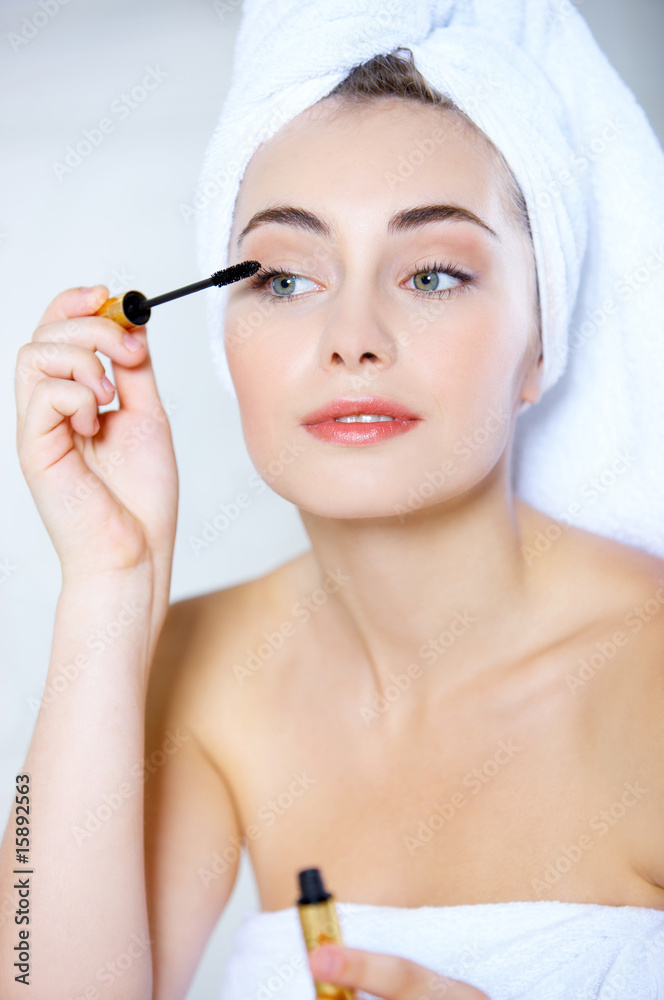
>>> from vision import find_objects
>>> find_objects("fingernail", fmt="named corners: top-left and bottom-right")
top-left (93, 417), bottom-right (100, 433)
top-left (311, 947), bottom-right (343, 977)
top-left (80, 285), bottom-right (97, 293)
top-left (123, 333), bottom-right (143, 352)
top-left (100, 375), bottom-right (114, 395)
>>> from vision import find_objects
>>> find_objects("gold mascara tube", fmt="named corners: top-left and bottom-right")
top-left (297, 868), bottom-right (356, 1000)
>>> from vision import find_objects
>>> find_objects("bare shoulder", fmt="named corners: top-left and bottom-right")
top-left (552, 521), bottom-right (664, 893)
top-left (152, 551), bottom-right (315, 750)
top-left (519, 499), bottom-right (664, 618)
top-left (559, 518), bottom-right (664, 621)
top-left (542, 513), bottom-right (664, 692)
top-left (176, 549), bottom-right (315, 666)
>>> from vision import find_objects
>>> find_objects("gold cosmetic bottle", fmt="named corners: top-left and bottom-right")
top-left (297, 868), bottom-right (357, 1000)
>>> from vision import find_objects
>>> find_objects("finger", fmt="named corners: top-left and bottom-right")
top-left (103, 323), bottom-right (164, 415)
top-left (308, 945), bottom-right (491, 1000)
top-left (35, 284), bottom-right (109, 327)
top-left (19, 375), bottom-right (100, 473)
top-left (31, 313), bottom-right (157, 415)
top-left (15, 341), bottom-right (114, 443)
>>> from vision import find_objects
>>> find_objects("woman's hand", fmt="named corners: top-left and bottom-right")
top-left (308, 943), bottom-right (492, 999)
top-left (15, 284), bottom-right (179, 594)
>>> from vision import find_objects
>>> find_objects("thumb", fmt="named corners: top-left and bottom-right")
top-left (109, 325), bottom-right (163, 414)
top-left (308, 945), bottom-right (492, 1000)
top-left (36, 284), bottom-right (109, 326)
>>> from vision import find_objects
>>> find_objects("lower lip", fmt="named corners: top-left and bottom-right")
top-left (302, 418), bottom-right (420, 445)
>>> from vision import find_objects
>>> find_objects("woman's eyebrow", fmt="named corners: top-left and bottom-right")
top-left (235, 203), bottom-right (500, 251)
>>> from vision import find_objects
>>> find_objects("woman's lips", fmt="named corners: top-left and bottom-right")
top-left (300, 396), bottom-right (421, 447)
top-left (301, 396), bottom-right (421, 423)
top-left (303, 418), bottom-right (419, 445)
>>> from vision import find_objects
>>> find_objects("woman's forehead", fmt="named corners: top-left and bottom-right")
top-left (241, 98), bottom-right (481, 176)
top-left (230, 102), bottom-right (505, 245)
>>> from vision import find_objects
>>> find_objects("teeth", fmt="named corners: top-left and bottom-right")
top-left (334, 413), bottom-right (396, 423)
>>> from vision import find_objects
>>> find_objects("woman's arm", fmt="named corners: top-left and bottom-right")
top-left (143, 595), bottom-right (244, 1000)
top-left (0, 582), bottom-right (244, 1000)
top-left (3, 283), bottom-right (182, 998)
top-left (0, 570), bottom-right (158, 999)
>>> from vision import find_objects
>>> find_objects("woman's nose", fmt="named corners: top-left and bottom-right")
top-left (316, 286), bottom-right (400, 382)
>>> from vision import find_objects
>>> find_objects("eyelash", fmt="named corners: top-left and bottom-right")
top-left (246, 259), bottom-right (475, 304)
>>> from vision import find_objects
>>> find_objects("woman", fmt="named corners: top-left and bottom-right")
top-left (4, 5), bottom-right (664, 1000)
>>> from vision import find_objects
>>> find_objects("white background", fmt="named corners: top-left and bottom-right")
top-left (1, 1), bottom-right (662, 997)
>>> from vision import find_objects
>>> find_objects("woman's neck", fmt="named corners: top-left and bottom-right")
top-left (298, 486), bottom-right (549, 706)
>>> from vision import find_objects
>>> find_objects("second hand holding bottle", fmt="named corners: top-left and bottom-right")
top-left (297, 868), bottom-right (357, 1000)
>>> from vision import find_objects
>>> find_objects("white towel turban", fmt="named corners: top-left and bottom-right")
top-left (194, 0), bottom-right (664, 560)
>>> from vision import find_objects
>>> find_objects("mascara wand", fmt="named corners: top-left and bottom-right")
top-left (94, 260), bottom-right (261, 330)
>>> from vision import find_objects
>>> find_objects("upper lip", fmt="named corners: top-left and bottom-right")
top-left (301, 396), bottom-right (421, 424)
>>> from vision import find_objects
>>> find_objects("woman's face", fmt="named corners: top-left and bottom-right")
top-left (224, 99), bottom-right (543, 519)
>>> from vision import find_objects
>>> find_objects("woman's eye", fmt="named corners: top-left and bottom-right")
top-left (267, 274), bottom-right (317, 297)
top-left (249, 262), bottom-right (471, 303)
top-left (407, 269), bottom-right (463, 293)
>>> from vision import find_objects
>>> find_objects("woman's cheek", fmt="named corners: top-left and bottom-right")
top-left (224, 341), bottom-right (298, 484)
top-left (419, 317), bottom-right (515, 463)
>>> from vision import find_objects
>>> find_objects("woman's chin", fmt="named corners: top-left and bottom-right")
top-left (261, 480), bottom-right (440, 522)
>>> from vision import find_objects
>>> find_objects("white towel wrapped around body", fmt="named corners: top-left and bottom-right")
top-left (216, 899), bottom-right (664, 1000)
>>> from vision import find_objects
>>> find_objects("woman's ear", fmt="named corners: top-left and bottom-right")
top-left (519, 345), bottom-right (544, 409)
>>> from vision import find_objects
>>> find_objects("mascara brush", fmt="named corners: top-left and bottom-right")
top-left (94, 260), bottom-right (261, 330)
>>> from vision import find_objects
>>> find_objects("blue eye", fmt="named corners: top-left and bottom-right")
top-left (409, 268), bottom-right (462, 293)
top-left (405, 260), bottom-right (474, 298)
top-left (257, 271), bottom-right (318, 298)
top-left (247, 260), bottom-right (474, 304)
